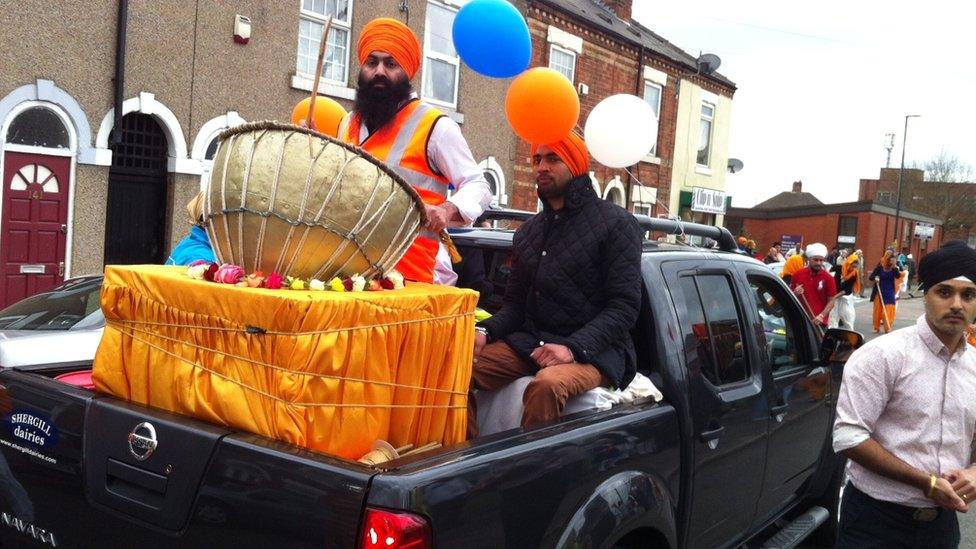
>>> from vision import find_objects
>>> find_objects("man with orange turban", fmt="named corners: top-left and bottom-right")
top-left (335, 17), bottom-right (491, 285)
top-left (467, 131), bottom-right (643, 438)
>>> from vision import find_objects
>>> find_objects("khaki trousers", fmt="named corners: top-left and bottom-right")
top-left (467, 341), bottom-right (604, 439)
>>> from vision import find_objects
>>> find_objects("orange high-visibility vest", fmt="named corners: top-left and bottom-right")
top-left (343, 100), bottom-right (450, 283)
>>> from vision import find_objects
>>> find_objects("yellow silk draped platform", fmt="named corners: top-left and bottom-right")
top-left (92, 265), bottom-right (476, 460)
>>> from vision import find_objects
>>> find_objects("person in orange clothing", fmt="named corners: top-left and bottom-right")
top-left (780, 252), bottom-right (805, 286)
top-left (333, 18), bottom-right (491, 284)
top-left (869, 251), bottom-right (905, 333)
top-left (967, 323), bottom-right (976, 347)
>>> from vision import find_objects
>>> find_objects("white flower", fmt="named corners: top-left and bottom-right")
top-left (386, 270), bottom-right (405, 289)
top-left (309, 279), bottom-right (326, 291)
top-left (351, 275), bottom-right (367, 292)
top-left (186, 264), bottom-right (208, 280)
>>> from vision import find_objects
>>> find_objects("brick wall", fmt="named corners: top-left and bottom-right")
top-left (511, 4), bottom-right (678, 215)
top-left (738, 210), bottom-right (942, 266)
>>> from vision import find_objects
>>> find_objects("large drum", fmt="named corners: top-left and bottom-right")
top-left (204, 121), bottom-right (426, 280)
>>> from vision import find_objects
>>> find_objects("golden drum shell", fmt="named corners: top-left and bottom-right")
top-left (204, 122), bottom-right (426, 280)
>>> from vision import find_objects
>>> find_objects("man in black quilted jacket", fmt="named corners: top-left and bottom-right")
top-left (467, 131), bottom-right (643, 438)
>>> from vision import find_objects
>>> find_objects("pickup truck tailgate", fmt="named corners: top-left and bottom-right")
top-left (0, 370), bottom-right (374, 548)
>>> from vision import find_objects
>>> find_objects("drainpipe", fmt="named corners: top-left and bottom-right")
top-left (111, 0), bottom-right (129, 146)
top-left (626, 44), bottom-right (644, 212)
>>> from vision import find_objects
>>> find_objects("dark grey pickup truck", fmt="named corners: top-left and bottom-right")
top-left (0, 217), bottom-right (860, 548)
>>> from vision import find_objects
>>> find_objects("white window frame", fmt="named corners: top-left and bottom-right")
top-left (296, 0), bottom-right (354, 88)
top-left (697, 100), bottom-right (715, 168)
top-left (642, 81), bottom-right (662, 157)
top-left (633, 203), bottom-right (652, 216)
top-left (548, 44), bottom-right (577, 83)
top-left (421, 1), bottom-right (462, 109)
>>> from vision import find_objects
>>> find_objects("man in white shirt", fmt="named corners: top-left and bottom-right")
top-left (833, 240), bottom-right (976, 548)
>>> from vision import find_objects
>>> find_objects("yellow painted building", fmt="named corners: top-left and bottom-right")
top-left (669, 80), bottom-right (734, 227)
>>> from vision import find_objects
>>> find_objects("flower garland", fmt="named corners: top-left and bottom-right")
top-left (185, 260), bottom-right (405, 292)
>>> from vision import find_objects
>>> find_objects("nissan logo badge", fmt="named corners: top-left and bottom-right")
top-left (128, 422), bottom-right (157, 461)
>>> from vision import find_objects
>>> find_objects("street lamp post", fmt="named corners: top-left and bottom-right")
top-left (893, 114), bottom-right (921, 250)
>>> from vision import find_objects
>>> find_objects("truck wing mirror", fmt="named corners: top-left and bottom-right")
top-left (820, 328), bottom-right (864, 363)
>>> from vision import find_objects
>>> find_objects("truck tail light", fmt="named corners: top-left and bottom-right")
top-left (360, 507), bottom-right (431, 549)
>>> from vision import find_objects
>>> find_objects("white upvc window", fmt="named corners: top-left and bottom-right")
top-left (422, 2), bottom-right (461, 108)
top-left (297, 0), bottom-right (353, 85)
top-left (642, 81), bottom-right (662, 156)
top-left (549, 44), bottom-right (576, 83)
top-left (697, 101), bottom-right (715, 167)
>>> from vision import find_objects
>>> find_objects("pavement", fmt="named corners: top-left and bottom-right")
top-left (847, 294), bottom-right (975, 546)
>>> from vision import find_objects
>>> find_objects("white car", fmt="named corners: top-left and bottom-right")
top-left (0, 276), bottom-right (104, 369)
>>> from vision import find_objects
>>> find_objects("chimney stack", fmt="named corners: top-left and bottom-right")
top-left (792, 181), bottom-right (803, 193)
top-left (603, 0), bottom-right (632, 21)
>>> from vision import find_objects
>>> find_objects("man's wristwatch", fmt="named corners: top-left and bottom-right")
top-left (475, 326), bottom-right (489, 339)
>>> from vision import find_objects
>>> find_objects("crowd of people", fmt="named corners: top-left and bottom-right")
top-left (733, 236), bottom-right (934, 333)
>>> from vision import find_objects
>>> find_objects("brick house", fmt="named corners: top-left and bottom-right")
top-left (511, 0), bottom-right (737, 222)
top-left (859, 168), bottom-right (976, 247)
top-left (0, 0), bottom-right (733, 307)
top-left (725, 181), bottom-right (943, 265)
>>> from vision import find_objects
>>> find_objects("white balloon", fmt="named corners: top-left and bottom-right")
top-left (584, 94), bottom-right (659, 168)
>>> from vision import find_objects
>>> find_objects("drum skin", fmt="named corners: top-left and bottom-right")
top-left (205, 122), bottom-right (426, 280)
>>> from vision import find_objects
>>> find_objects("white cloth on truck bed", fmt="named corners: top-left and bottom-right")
top-left (475, 372), bottom-right (663, 437)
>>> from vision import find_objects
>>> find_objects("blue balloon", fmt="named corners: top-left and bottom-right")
top-left (452, 0), bottom-right (531, 78)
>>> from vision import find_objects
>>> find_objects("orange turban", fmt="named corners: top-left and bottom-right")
top-left (780, 254), bottom-right (805, 279)
top-left (530, 131), bottom-right (590, 177)
top-left (357, 18), bottom-right (421, 79)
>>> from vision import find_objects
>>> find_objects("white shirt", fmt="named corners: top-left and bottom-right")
top-left (833, 315), bottom-right (976, 507)
top-left (341, 103), bottom-right (493, 284)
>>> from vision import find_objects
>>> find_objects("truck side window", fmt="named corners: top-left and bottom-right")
top-left (676, 274), bottom-right (749, 386)
top-left (747, 276), bottom-right (805, 373)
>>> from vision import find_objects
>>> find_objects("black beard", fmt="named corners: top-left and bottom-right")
top-left (354, 73), bottom-right (413, 132)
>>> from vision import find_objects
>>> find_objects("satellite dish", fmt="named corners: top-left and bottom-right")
top-left (697, 53), bottom-right (722, 75)
top-left (727, 158), bottom-right (744, 174)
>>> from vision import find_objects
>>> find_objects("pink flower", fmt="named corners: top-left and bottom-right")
top-left (188, 259), bottom-right (210, 267)
top-left (214, 264), bottom-right (245, 284)
top-left (265, 272), bottom-right (284, 289)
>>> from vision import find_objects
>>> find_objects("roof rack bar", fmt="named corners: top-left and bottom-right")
top-left (479, 208), bottom-right (535, 222)
top-left (634, 214), bottom-right (739, 252)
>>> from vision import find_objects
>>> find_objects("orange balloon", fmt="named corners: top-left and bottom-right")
top-left (504, 67), bottom-right (579, 144)
top-left (291, 96), bottom-right (347, 138)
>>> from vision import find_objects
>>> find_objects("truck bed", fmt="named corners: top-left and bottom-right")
top-left (0, 367), bottom-right (680, 548)
top-left (0, 369), bottom-right (374, 548)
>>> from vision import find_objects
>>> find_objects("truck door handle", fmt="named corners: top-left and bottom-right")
top-left (771, 403), bottom-right (789, 422)
top-left (700, 426), bottom-right (724, 449)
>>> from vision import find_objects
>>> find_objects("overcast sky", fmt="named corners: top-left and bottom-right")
top-left (631, 1), bottom-right (976, 207)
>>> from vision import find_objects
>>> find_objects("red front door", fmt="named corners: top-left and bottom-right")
top-left (1, 151), bottom-right (71, 308)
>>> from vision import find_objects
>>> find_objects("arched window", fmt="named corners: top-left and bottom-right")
top-left (199, 136), bottom-right (221, 191)
top-left (483, 170), bottom-right (497, 196)
top-left (478, 156), bottom-right (507, 206)
top-left (605, 186), bottom-right (625, 206)
top-left (5, 107), bottom-right (70, 149)
top-left (204, 137), bottom-right (220, 160)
